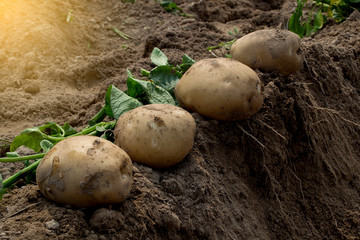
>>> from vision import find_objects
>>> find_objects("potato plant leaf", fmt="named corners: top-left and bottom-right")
top-left (314, 9), bottom-right (324, 29)
top-left (180, 54), bottom-right (196, 72)
top-left (62, 122), bottom-right (77, 136)
top-left (149, 65), bottom-right (182, 93)
top-left (159, 0), bottom-right (182, 12)
top-left (6, 152), bottom-right (19, 157)
top-left (104, 85), bottom-right (143, 120)
top-left (40, 140), bottom-right (54, 152)
top-left (39, 122), bottom-right (65, 137)
top-left (304, 20), bottom-right (316, 36)
top-left (288, 0), bottom-right (305, 38)
top-left (10, 128), bottom-right (46, 152)
top-left (150, 47), bottom-right (169, 66)
top-left (126, 70), bottom-right (147, 99)
top-left (127, 75), bottom-right (175, 105)
top-left (182, 54), bottom-right (196, 65)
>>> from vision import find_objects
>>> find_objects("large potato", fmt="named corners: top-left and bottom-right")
top-left (175, 58), bottom-right (264, 121)
top-left (230, 29), bottom-right (303, 75)
top-left (114, 104), bottom-right (196, 168)
top-left (36, 136), bottom-right (133, 208)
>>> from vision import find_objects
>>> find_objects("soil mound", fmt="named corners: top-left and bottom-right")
top-left (1, 1), bottom-right (359, 239)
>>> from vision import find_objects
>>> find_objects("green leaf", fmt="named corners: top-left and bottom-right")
top-left (10, 128), bottom-right (46, 152)
top-left (159, 0), bottom-right (182, 12)
top-left (6, 152), bottom-right (19, 158)
top-left (40, 140), bottom-right (54, 152)
top-left (182, 54), bottom-right (196, 65)
top-left (104, 85), bottom-right (143, 120)
top-left (35, 122), bottom-right (63, 137)
top-left (288, 0), bottom-right (305, 38)
top-left (141, 69), bottom-right (150, 77)
top-left (350, 0), bottom-right (360, 3)
top-left (127, 70), bottom-right (147, 99)
top-left (95, 125), bottom-right (107, 133)
top-left (304, 20), bottom-right (316, 36)
top-left (63, 122), bottom-right (77, 136)
top-left (150, 66), bottom-right (182, 93)
top-left (314, 9), bottom-right (324, 29)
top-left (150, 47), bottom-right (169, 66)
top-left (127, 75), bottom-right (175, 105)
top-left (180, 54), bottom-right (196, 72)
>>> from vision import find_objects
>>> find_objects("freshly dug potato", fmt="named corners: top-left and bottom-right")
top-left (230, 29), bottom-right (303, 75)
top-left (175, 58), bottom-right (264, 121)
top-left (114, 104), bottom-right (196, 168)
top-left (36, 136), bottom-right (133, 208)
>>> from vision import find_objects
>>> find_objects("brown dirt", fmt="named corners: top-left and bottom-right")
top-left (1, 0), bottom-right (360, 239)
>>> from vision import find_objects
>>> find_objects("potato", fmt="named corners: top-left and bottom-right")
top-left (230, 29), bottom-right (303, 75)
top-left (114, 104), bottom-right (196, 168)
top-left (36, 136), bottom-right (133, 208)
top-left (175, 58), bottom-right (264, 121)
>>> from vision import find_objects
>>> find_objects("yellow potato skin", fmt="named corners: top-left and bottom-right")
top-left (230, 29), bottom-right (303, 75)
top-left (114, 104), bottom-right (196, 168)
top-left (36, 136), bottom-right (133, 208)
top-left (175, 58), bottom-right (264, 121)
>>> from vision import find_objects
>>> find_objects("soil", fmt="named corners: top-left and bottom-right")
top-left (1, 0), bottom-right (360, 239)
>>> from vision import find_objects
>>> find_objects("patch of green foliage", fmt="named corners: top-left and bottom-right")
top-left (0, 48), bottom-right (196, 199)
top-left (289, 0), bottom-right (360, 38)
top-left (207, 39), bottom-right (236, 58)
top-left (156, 0), bottom-right (195, 17)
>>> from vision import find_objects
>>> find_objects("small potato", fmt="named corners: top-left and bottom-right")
top-left (36, 136), bottom-right (133, 208)
top-left (114, 104), bottom-right (196, 168)
top-left (175, 58), bottom-right (264, 121)
top-left (230, 29), bottom-right (303, 75)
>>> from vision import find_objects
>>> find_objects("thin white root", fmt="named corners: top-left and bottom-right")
top-left (258, 120), bottom-right (287, 141)
top-left (237, 124), bottom-right (268, 150)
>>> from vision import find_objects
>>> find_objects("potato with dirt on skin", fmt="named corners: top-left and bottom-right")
top-left (230, 29), bottom-right (303, 75)
top-left (175, 58), bottom-right (264, 121)
top-left (114, 104), bottom-right (196, 168)
top-left (36, 136), bottom-right (133, 208)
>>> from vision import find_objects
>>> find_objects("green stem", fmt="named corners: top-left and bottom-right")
top-left (45, 122), bottom-right (113, 142)
top-left (0, 153), bottom-right (46, 163)
top-left (3, 159), bottom-right (41, 188)
top-left (89, 106), bottom-right (107, 126)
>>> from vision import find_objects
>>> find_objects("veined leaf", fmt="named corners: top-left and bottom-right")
top-left (104, 85), bottom-right (143, 120)
top-left (182, 54), bottom-right (196, 65)
top-left (127, 69), bottom-right (147, 99)
top-left (151, 47), bottom-right (169, 66)
top-left (288, 0), bottom-right (305, 38)
top-left (10, 128), bottom-right (46, 152)
top-left (314, 9), bottom-right (324, 29)
top-left (62, 122), bottom-right (77, 137)
top-left (150, 65), bottom-right (182, 93)
top-left (180, 54), bottom-right (196, 72)
top-left (127, 75), bottom-right (175, 105)
top-left (304, 20), bottom-right (316, 36)
top-left (40, 140), bottom-right (54, 152)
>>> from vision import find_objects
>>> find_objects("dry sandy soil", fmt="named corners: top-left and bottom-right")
top-left (0, 0), bottom-right (360, 239)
